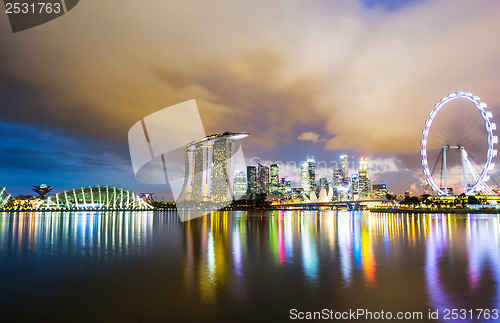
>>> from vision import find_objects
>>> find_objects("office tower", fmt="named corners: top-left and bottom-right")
top-left (332, 169), bottom-right (343, 188)
top-left (358, 156), bottom-right (371, 199)
top-left (257, 163), bottom-right (269, 194)
top-left (247, 166), bottom-right (257, 196)
top-left (359, 156), bottom-right (368, 176)
top-left (332, 168), bottom-right (344, 201)
top-left (233, 171), bottom-right (247, 196)
top-left (359, 177), bottom-right (371, 199)
top-left (319, 177), bottom-right (329, 191)
top-left (284, 179), bottom-right (291, 197)
top-left (300, 158), bottom-right (316, 195)
top-left (351, 174), bottom-right (359, 199)
top-left (307, 158), bottom-right (316, 192)
top-left (340, 155), bottom-right (349, 178)
top-left (372, 184), bottom-right (388, 199)
top-left (269, 164), bottom-right (279, 195)
top-left (301, 161), bottom-right (310, 194)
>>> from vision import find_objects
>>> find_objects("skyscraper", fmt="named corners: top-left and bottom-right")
top-left (211, 139), bottom-right (233, 204)
top-left (301, 161), bottom-right (310, 194)
top-left (233, 171), bottom-right (247, 196)
top-left (359, 156), bottom-right (368, 175)
top-left (332, 169), bottom-right (343, 188)
top-left (190, 143), bottom-right (212, 202)
top-left (358, 156), bottom-right (371, 199)
top-left (257, 163), bottom-right (269, 194)
top-left (279, 178), bottom-right (291, 197)
top-left (301, 158), bottom-right (316, 194)
top-left (340, 155), bottom-right (349, 178)
top-left (351, 174), bottom-right (359, 199)
top-left (177, 132), bottom-right (249, 205)
top-left (308, 158), bottom-right (316, 192)
top-left (247, 166), bottom-right (257, 196)
top-left (269, 164), bottom-right (279, 195)
top-left (319, 177), bottom-right (329, 191)
top-left (332, 168), bottom-right (344, 201)
top-left (372, 184), bottom-right (388, 199)
top-left (359, 176), bottom-right (371, 199)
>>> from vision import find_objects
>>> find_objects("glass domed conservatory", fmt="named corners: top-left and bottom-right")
top-left (42, 186), bottom-right (153, 210)
top-left (0, 187), bottom-right (11, 208)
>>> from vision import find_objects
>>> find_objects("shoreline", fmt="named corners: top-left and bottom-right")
top-left (369, 208), bottom-right (500, 214)
top-left (2, 207), bottom-right (500, 215)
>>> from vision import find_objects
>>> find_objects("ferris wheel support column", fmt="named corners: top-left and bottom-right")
top-left (461, 148), bottom-right (467, 194)
top-left (443, 146), bottom-right (448, 196)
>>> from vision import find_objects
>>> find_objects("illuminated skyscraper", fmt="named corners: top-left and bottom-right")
top-left (233, 171), bottom-right (247, 196)
top-left (359, 156), bottom-right (368, 176)
top-left (247, 166), bottom-right (257, 196)
top-left (308, 158), bottom-right (316, 192)
top-left (372, 184), bottom-right (388, 199)
top-left (279, 178), bottom-right (291, 197)
top-left (359, 177), bottom-right (371, 199)
top-left (189, 144), bottom-right (212, 202)
top-left (211, 139), bottom-right (233, 204)
top-left (319, 177), bottom-right (329, 191)
top-left (351, 174), bottom-right (359, 199)
top-left (269, 164), bottom-right (279, 195)
top-left (333, 155), bottom-right (351, 200)
top-left (301, 158), bottom-right (316, 194)
top-left (257, 164), bottom-right (269, 194)
top-left (358, 156), bottom-right (371, 199)
top-left (301, 161), bottom-right (309, 194)
top-left (332, 168), bottom-right (344, 201)
top-left (177, 132), bottom-right (248, 205)
top-left (340, 155), bottom-right (349, 178)
top-left (332, 169), bottom-right (343, 187)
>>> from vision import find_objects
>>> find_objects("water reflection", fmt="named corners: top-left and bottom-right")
top-left (0, 211), bottom-right (154, 264)
top-left (182, 210), bottom-right (500, 317)
top-left (426, 214), bottom-right (500, 321)
top-left (3, 210), bottom-right (500, 322)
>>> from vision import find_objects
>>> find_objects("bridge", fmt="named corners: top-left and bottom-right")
top-left (269, 198), bottom-right (399, 211)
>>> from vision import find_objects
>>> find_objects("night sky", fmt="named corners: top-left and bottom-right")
top-left (1, 0), bottom-right (500, 198)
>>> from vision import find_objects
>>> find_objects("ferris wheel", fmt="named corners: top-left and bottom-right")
top-left (421, 92), bottom-right (497, 196)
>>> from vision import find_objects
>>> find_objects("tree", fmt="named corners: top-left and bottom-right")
top-left (421, 194), bottom-right (431, 205)
top-left (385, 193), bottom-right (396, 201)
top-left (467, 195), bottom-right (480, 205)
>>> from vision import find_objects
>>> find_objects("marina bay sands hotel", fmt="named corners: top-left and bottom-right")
top-left (177, 132), bottom-right (248, 207)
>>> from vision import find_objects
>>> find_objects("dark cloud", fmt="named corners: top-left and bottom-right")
top-left (152, 52), bottom-right (323, 151)
top-left (0, 68), bottom-right (126, 142)
top-left (1, 0), bottom-right (500, 195)
top-left (0, 121), bottom-right (135, 195)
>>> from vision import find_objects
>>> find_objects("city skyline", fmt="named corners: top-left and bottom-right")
top-left (2, 0), bottom-right (500, 197)
top-left (242, 155), bottom-right (380, 201)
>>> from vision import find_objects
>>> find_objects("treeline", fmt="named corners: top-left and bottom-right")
top-left (399, 194), bottom-right (481, 208)
top-left (148, 194), bottom-right (271, 210)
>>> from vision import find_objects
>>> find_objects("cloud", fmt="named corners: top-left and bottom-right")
top-left (297, 132), bottom-right (326, 143)
top-left (1, 0), bottom-right (500, 194)
top-left (369, 157), bottom-right (406, 173)
top-left (1, 0), bottom-right (496, 157)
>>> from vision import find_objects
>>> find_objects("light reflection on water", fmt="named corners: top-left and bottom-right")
top-left (182, 210), bottom-right (500, 321)
top-left (0, 211), bottom-right (155, 263)
top-left (1, 210), bottom-right (500, 322)
top-left (426, 214), bottom-right (500, 321)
